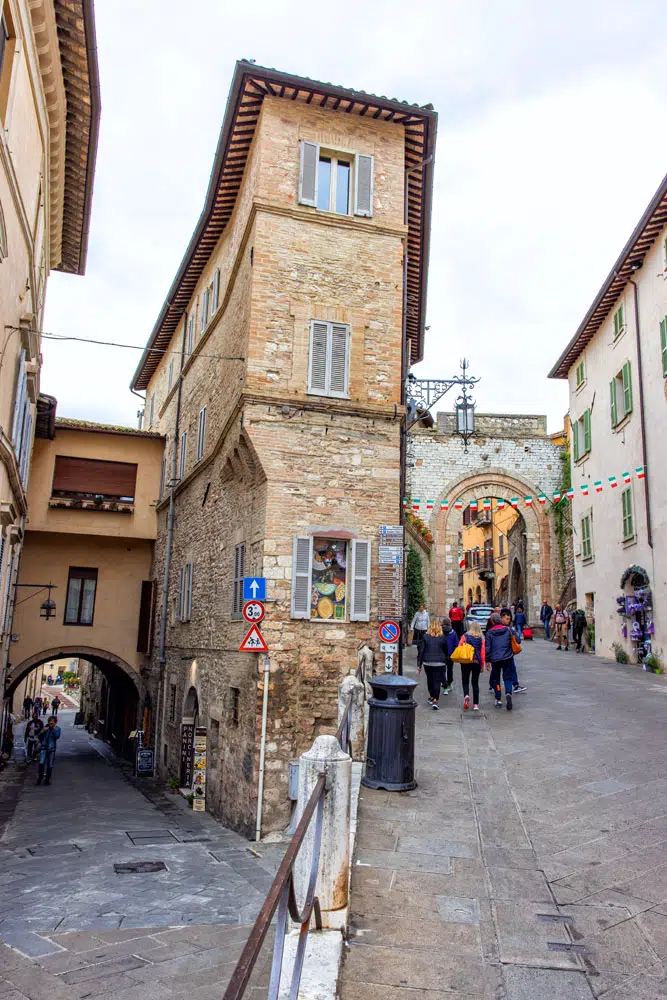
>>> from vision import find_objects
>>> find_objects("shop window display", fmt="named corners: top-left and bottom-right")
top-left (311, 537), bottom-right (347, 620)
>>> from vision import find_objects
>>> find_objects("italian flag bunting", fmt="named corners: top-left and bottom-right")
top-left (458, 553), bottom-right (465, 569)
top-left (454, 499), bottom-right (463, 510)
top-left (538, 494), bottom-right (547, 505)
top-left (412, 498), bottom-right (421, 511)
top-left (510, 497), bottom-right (519, 508)
top-left (524, 496), bottom-right (533, 507)
top-left (470, 499), bottom-right (479, 511)
top-left (497, 499), bottom-right (506, 510)
top-left (440, 499), bottom-right (449, 510)
top-left (402, 497), bottom-right (408, 509)
top-left (580, 483), bottom-right (589, 496)
top-left (594, 480), bottom-right (603, 493)
top-left (426, 499), bottom-right (434, 510)
top-left (622, 471), bottom-right (632, 484)
top-left (553, 491), bottom-right (561, 502)
top-left (636, 466), bottom-right (645, 480)
top-left (608, 475), bottom-right (618, 489)
top-left (483, 498), bottom-right (491, 510)
top-left (566, 488), bottom-right (574, 499)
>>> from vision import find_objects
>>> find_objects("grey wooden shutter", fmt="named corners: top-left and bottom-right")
top-left (2, 553), bottom-right (14, 634)
top-left (291, 536), bottom-right (312, 619)
top-left (11, 350), bottom-right (26, 449)
top-left (308, 321), bottom-right (328, 393)
top-left (19, 404), bottom-right (33, 486)
top-left (329, 324), bottom-right (349, 396)
top-left (178, 566), bottom-right (185, 620)
top-left (299, 141), bottom-right (319, 207)
top-left (350, 539), bottom-right (371, 621)
top-left (354, 154), bottom-right (374, 217)
top-left (212, 269), bottom-right (220, 312)
top-left (186, 562), bottom-right (193, 620)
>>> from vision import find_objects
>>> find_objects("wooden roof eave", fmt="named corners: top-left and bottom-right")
top-left (131, 61), bottom-right (437, 391)
top-left (549, 172), bottom-right (667, 380)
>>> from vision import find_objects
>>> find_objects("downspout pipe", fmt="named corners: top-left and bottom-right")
top-left (628, 276), bottom-right (653, 549)
top-left (399, 156), bottom-right (433, 673)
top-left (156, 313), bottom-right (188, 764)
top-left (255, 653), bottom-right (271, 842)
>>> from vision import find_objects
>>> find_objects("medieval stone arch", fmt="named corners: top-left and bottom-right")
top-left (431, 468), bottom-right (552, 621)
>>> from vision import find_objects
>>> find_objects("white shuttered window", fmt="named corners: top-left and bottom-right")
top-left (291, 537), bottom-right (313, 619)
top-left (350, 539), bottom-right (371, 621)
top-left (354, 154), bottom-right (374, 217)
top-left (179, 562), bottom-right (193, 621)
top-left (299, 141), bottom-right (374, 218)
top-left (298, 141), bottom-right (319, 207)
top-left (196, 406), bottom-right (206, 462)
top-left (308, 320), bottom-right (350, 397)
top-left (290, 536), bottom-right (371, 621)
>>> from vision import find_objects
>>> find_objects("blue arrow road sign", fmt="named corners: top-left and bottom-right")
top-left (243, 577), bottom-right (266, 601)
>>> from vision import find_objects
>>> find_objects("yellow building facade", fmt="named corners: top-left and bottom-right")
top-left (462, 501), bottom-right (519, 607)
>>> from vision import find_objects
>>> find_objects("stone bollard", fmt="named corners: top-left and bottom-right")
top-left (293, 735), bottom-right (351, 930)
top-left (338, 672), bottom-right (366, 762)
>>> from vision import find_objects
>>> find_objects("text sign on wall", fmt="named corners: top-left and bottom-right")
top-left (180, 723), bottom-right (195, 789)
top-left (377, 525), bottom-right (404, 619)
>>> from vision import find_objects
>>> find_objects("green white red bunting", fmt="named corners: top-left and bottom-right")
top-left (404, 467), bottom-right (645, 514)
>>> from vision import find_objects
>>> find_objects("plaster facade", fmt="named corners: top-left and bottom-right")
top-left (9, 421), bottom-right (164, 750)
top-left (408, 413), bottom-right (570, 621)
top-left (556, 204), bottom-right (667, 663)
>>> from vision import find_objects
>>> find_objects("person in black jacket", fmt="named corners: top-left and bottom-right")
top-left (418, 620), bottom-right (448, 710)
top-left (485, 614), bottom-right (515, 711)
top-left (440, 617), bottom-right (459, 695)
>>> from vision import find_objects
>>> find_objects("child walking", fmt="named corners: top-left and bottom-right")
top-left (485, 613), bottom-right (516, 711)
top-left (458, 621), bottom-right (486, 711)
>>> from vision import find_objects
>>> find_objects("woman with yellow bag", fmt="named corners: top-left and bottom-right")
top-left (452, 621), bottom-right (486, 712)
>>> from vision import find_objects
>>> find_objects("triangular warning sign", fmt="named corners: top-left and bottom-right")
top-left (239, 623), bottom-right (268, 653)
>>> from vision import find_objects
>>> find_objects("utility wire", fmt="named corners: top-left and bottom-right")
top-left (5, 327), bottom-right (245, 362)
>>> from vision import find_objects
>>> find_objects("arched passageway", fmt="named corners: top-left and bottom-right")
top-left (431, 469), bottom-right (553, 622)
top-left (6, 647), bottom-right (140, 760)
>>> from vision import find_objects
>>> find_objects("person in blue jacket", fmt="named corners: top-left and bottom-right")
top-left (37, 716), bottom-right (61, 786)
top-left (485, 614), bottom-right (515, 711)
top-left (513, 603), bottom-right (527, 642)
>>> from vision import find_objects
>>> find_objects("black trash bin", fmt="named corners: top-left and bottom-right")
top-left (361, 674), bottom-right (418, 791)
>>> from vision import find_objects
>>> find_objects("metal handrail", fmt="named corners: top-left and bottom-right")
top-left (222, 771), bottom-right (327, 1000)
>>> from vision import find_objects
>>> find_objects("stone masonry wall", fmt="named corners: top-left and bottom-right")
top-left (144, 92), bottom-right (407, 835)
top-left (408, 412), bottom-right (571, 619)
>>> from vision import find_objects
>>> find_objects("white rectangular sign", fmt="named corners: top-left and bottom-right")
top-left (380, 642), bottom-right (398, 652)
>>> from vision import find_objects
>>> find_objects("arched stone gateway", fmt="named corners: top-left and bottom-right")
top-left (7, 646), bottom-right (139, 699)
top-left (432, 469), bottom-right (552, 621)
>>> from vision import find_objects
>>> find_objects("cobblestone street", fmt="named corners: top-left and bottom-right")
top-left (341, 640), bottom-right (667, 1000)
top-left (0, 711), bottom-right (283, 998)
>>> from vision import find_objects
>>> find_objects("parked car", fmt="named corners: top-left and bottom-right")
top-left (465, 604), bottom-right (495, 630)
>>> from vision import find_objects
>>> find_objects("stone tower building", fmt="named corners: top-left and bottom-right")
top-left (131, 62), bottom-right (437, 835)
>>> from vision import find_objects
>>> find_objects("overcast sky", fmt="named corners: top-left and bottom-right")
top-left (42, 0), bottom-right (667, 432)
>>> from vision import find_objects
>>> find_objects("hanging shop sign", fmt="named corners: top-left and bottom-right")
top-left (192, 726), bottom-right (207, 812)
top-left (180, 722), bottom-right (195, 789)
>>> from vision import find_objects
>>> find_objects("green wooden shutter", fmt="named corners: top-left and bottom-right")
top-left (610, 378), bottom-right (618, 427)
top-left (572, 420), bottom-right (579, 462)
top-left (583, 408), bottom-right (591, 453)
top-left (622, 361), bottom-right (632, 415)
top-left (661, 317), bottom-right (667, 377)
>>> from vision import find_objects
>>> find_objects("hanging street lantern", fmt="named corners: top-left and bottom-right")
top-left (40, 598), bottom-right (57, 621)
top-left (454, 359), bottom-right (476, 453)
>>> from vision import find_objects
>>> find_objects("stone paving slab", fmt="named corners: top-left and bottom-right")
top-left (339, 642), bottom-right (667, 999)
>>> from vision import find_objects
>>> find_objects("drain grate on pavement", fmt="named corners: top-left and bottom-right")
top-left (537, 913), bottom-right (574, 924)
top-left (547, 941), bottom-right (587, 953)
top-left (114, 860), bottom-right (168, 874)
top-left (125, 829), bottom-right (179, 846)
top-left (27, 843), bottom-right (81, 856)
